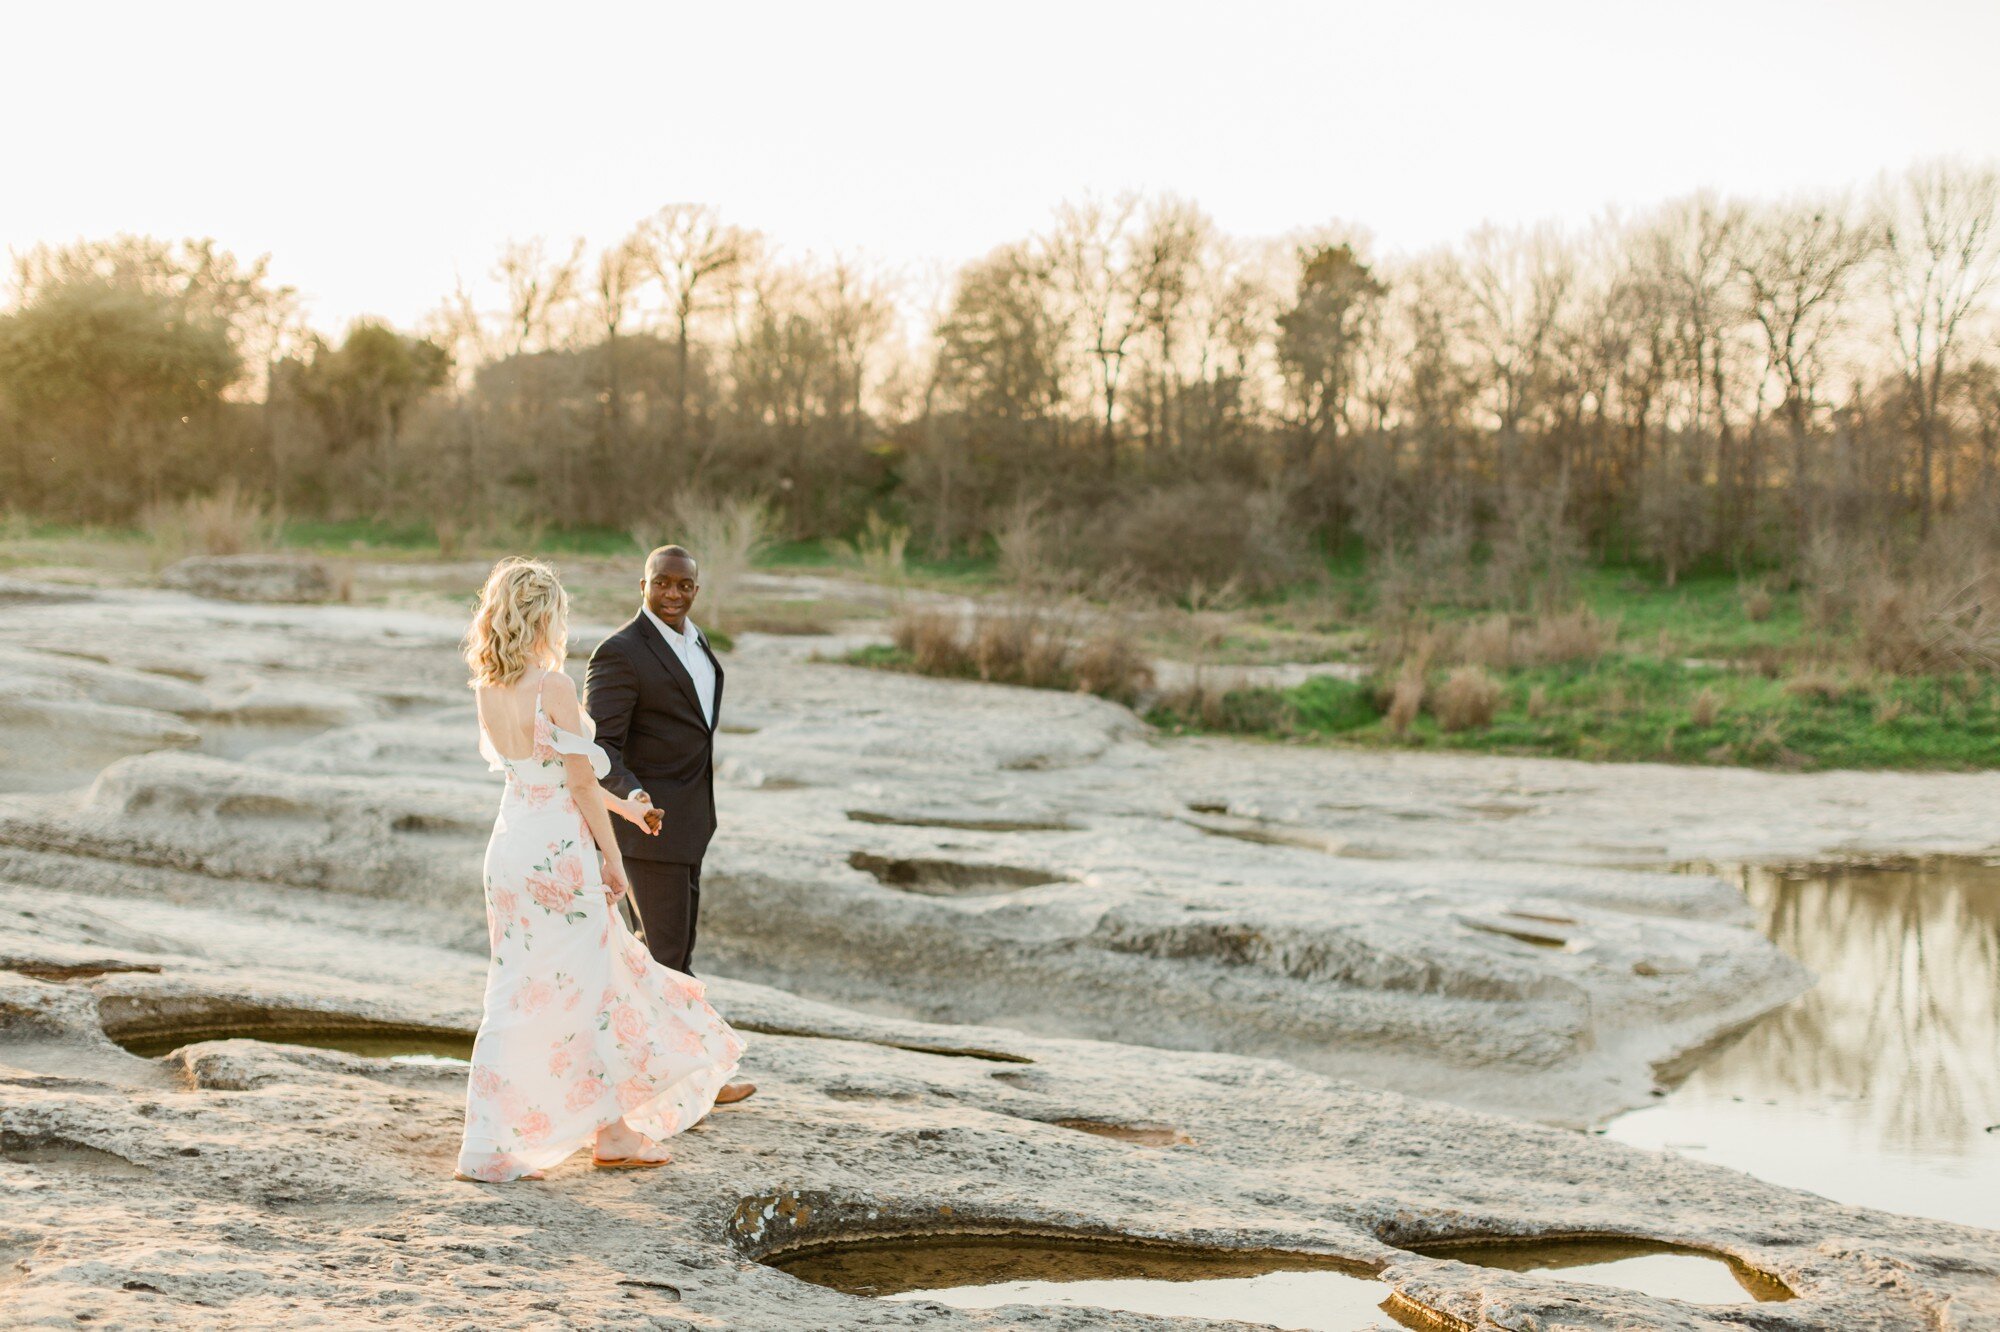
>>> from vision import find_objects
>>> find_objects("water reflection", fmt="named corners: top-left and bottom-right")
top-left (1609, 860), bottom-right (2000, 1229)
top-left (1412, 1238), bottom-right (1791, 1303)
top-left (773, 1237), bottom-right (1422, 1331)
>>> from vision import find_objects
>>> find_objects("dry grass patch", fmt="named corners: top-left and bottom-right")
top-left (884, 602), bottom-right (1153, 704)
top-left (1385, 670), bottom-right (1425, 736)
top-left (1434, 665), bottom-right (1502, 732)
top-left (141, 482), bottom-right (282, 567)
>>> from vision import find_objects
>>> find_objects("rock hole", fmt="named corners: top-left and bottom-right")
top-left (847, 852), bottom-right (1071, 896)
top-left (767, 1234), bottom-right (1422, 1330)
top-left (96, 998), bottom-right (473, 1062)
top-left (2, 960), bottom-right (163, 981)
top-left (1047, 1119), bottom-right (1192, 1147)
top-left (390, 813), bottom-right (484, 837)
top-left (846, 811), bottom-right (1078, 833)
top-left (1183, 817), bottom-right (1347, 855)
top-left (1409, 1237), bottom-right (1793, 1304)
top-left (0, 1129), bottom-right (149, 1176)
top-left (732, 1022), bottom-right (1032, 1064)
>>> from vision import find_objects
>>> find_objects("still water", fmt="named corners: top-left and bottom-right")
top-left (1608, 860), bottom-right (2000, 1229)
top-left (773, 1238), bottom-right (1419, 1331)
top-left (773, 1234), bottom-right (1789, 1326)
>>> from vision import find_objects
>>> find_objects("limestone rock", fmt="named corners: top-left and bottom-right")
top-left (160, 555), bottom-right (337, 604)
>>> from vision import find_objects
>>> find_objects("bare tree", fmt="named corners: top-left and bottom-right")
top-left (1130, 195), bottom-right (1213, 454)
top-left (493, 237), bottom-right (585, 355)
top-left (636, 205), bottom-right (760, 438)
top-left (1731, 196), bottom-right (1873, 518)
top-left (1457, 224), bottom-right (1576, 459)
top-left (587, 236), bottom-right (651, 449)
top-left (1045, 195), bottom-right (1145, 474)
top-left (1879, 160), bottom-right (2000, 529)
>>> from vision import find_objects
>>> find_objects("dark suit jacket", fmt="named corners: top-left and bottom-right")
top-left (583, 613), bottom-right (725, 865)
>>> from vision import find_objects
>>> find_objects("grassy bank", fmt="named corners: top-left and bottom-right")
top-left (1148, 658), bottom-right (2000, 770)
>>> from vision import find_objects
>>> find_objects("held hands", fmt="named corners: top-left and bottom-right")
top-left (631, 790), bottom-right (664, 836)
top-left (611, 792), bottom-right (664, 836)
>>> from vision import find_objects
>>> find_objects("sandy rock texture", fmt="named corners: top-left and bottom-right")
top-left (0, 578), bottom-right (1995, 1330)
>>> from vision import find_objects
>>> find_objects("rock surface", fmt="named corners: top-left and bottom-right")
top-left (160, 554), bottom-right (338, 604)
top-left (0, 578), bottom-right (1994, 1330)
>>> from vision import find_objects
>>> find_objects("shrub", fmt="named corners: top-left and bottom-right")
top-left (1690, 686), bottom-right (1721, 727)
top-left (831, 511), bottom-right (910, 588)
top-left (1857, 572), bottom-right (2000, 675)
top-left (1486, 480), bottom-right (1584, 609)
top-left (892, 607), bottom-right (972, 676)
top-left (142, 481), bottom-right (282, 567)
top-left (1081, 480), bottom-right (1314, 603)
top-left (1741, 585), bottom-right (1775, 622)
top-left (1783, 671), bottom-right (1851, 703)
top-left (882, 601), bottom-right (1152, 704)
top-left (1434, 665), bottom-right (1502, 732)
top-left (1522, 606), bottom-right (1614, 666)
top-left (1385, 670), bottom-right (1425, 736)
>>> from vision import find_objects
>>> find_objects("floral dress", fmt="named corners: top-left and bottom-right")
top-left (457, 680), bottom-right (744, 1182)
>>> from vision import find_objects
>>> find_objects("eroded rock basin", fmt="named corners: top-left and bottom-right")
top-left (772, 1236), bottom-right (1424, 1330)
top-left (770, 1233), bottom-right (1793, 1328)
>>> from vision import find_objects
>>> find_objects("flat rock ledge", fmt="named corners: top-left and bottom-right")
top-left (0, 876), bottom-right (1994, 1332)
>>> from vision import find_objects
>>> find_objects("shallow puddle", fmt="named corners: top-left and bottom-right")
top-left (1609, 859), bottom-right (2000, 1229)
top-left (114, 1024), bottom-right (474, 1063)
top-left (1413, 1238), bottom-right (1791, 1304)
top-left (773, 1237), bottom-right (1422, 1331)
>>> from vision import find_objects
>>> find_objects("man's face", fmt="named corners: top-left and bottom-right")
top-left (644, 555), bottom-right (699, 628)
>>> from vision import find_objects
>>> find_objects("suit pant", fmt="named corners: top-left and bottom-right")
top-left (622, 859), bottom-right (702, 976)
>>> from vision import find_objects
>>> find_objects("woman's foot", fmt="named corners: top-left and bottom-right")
top-left (593, 1118), bottom-right (672, 1168)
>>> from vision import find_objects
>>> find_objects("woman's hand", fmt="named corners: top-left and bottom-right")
top-left (602, 857), bottom-right (631, 902)
top-left (610, 794), bottom-right (662, 834)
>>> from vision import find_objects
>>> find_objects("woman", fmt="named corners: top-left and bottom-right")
top-left (456, 557), bottom-right (744, 1182)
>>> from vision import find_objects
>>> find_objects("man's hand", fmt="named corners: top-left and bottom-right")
top-left (633, 790), bottom-right (664, 836)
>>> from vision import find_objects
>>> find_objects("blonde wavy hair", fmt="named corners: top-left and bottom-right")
top-left (463, 557), bottom-right (570, 688)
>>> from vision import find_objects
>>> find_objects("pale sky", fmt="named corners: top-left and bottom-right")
top-left (6, 0), bottom-right (1998, 333)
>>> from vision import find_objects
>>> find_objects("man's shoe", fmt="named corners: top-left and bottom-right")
top-left (714, 1081), bottom-right (757, 1106)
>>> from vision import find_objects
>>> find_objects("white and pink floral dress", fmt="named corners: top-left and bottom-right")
top-left (457, 686), bottom-right (744, 1182)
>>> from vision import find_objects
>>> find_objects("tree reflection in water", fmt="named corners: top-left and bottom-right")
top-left (1607, 859), bottom-right (2000, 1229)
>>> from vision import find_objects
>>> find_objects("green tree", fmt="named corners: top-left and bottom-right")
top-left (1276, 242), bottom-right (1384, 469)
top-left (276, 322), bottom-right (451, 506)
top-left (0, 275), bottom-right (241, 516)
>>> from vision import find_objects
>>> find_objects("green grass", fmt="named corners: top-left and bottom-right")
top-left (1149, 656), bottom-right (2000, 771)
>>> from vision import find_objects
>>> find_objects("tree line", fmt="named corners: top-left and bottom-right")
top-left (2, 164), bottom-right (1997, 589)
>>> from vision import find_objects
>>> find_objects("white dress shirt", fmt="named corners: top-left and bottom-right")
top-left (641, 606), bottom-right (717, 727)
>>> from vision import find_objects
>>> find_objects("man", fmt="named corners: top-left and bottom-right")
top-left (585, 543), bottom-right (754, 1105)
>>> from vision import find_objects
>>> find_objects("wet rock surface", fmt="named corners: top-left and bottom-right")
top-left (0, 581), bottom-right (1994, 1329)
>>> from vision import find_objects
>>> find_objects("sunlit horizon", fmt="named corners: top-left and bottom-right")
top-left (7, 0), bottom-right (2000, 334)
